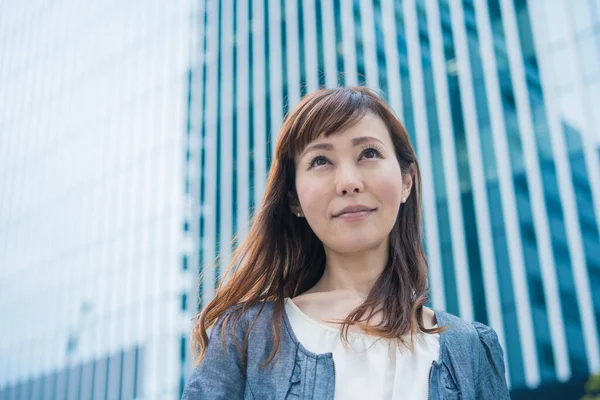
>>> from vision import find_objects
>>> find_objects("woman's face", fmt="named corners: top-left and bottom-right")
top-left (293, 113), bottom-right (412, 254)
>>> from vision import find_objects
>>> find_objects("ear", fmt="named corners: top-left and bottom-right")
top-left (287, 191), bottom-right (304, 217)
top-left (402, 163), bottom-right (416, 201)
top-left (402, 172), bottom-right (413, 192)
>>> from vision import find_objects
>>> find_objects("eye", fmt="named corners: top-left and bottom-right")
top-left (308, 155), bottom-right (330, 169)
top-left (360, 145), bottom-right (383, 160)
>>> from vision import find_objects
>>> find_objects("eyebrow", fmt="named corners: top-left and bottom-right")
top-left (301, 136), bottom-right (385, 157)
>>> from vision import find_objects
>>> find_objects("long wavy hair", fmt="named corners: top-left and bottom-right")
top-left (191, 86), bottom-right (447, 368)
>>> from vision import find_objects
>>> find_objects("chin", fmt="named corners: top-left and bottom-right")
top-left (328, 235), bottom-right (384, 254)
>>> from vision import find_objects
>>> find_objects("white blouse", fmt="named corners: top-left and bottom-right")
top-left (284, 298), bottom-right (440, 400)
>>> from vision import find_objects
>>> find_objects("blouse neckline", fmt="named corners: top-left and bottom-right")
top-left (284, 297), bottom-right (439, 340)
top-left (281, 299), bottom-right (449, 366)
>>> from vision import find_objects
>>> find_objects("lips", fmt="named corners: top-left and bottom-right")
top-left (333, 205), bottom-right (376, 218)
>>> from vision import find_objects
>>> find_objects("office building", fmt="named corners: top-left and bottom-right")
top-left (184, 0), bottom-right (600, 397)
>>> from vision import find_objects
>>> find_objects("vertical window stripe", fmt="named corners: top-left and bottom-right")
top-left (381, 0), bottom-right (404, 118)
top-left (285, 1), bottom-right (301, 107)
top-left (359, 0), bottom-right (379, 89)
top-left (302, 0), bottom-right (319, 93)
top-left (341, 0), bottom-right (358, 86)
top-left (236, 0), bottom-right (250, 239)
top-left (268, 0), bottom-right (284, 150)
top-left (218, 0), bottom-right (233, 282)
top-left (201, 0), bottom-right (220, 304)
top-left (403, 0), bottom-right (445, 312)
top-left (253, 0), bottom-right (267, 209)
top-left (425, 0), bottom-right (475, 325)
top-left (320, 0), bottom-right (338, 88)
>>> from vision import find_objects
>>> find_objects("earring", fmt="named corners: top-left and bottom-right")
top-left (297, 212), bottom-right (301, 217)
top-left (402, 197), bottom-right (406, 203)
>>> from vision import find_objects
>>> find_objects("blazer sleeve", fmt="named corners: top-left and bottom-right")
top-left (181, 310), bottom-right (248, 400)
top-left (472, 321), bottom-right (511, 399)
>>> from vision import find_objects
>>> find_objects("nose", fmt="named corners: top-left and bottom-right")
top-left (335, 164), bottom-right (364, 196)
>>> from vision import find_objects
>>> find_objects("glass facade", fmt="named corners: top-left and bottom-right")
top-left (0, 346), bottom-right (144, 400)
top-left (187, 0), bottom-right (600, 397)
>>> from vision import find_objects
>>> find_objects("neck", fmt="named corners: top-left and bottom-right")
top-left (314, 239), bottom-right (389, 296)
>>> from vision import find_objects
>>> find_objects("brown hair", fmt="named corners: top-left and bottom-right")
top-left (191, 86), bottom-right (447, 368)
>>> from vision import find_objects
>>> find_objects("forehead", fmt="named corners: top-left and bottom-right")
top-left (303, 113), bottom-right (391, 148)
top-left (331, 113), bottom-right (388, 137)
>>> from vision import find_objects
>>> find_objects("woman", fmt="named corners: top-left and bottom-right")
top-left (182, 87), bottom-right (510, 399)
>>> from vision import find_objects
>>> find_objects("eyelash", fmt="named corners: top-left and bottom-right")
top-left (307, 144), bottom-right (384, 169)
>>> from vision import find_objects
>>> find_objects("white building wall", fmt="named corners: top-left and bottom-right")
top-left (0, 1), bottom-right (191, 398)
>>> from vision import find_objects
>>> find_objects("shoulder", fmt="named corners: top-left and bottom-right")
top-left (431, 310), bottom-right (510, 398)
top-left (470, 320), bottom-right (506, 372)
top-left (212, 301), bottom-right (280, 340)
top-left (217, 301), bottom-right (277, 326)
top-left (471, 320), bottom-right (502, 347)
top-left (434, 309), bottom-right (498, 338)
top-left (434, 309), bottom-right (504, 359)
top-left (434, 309), bottom-right (479, 338)
top-left (435, 310), bottom-right (507, 373)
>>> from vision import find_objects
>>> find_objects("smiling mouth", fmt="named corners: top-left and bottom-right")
top-left (333, 209), bottom-right (376, 220)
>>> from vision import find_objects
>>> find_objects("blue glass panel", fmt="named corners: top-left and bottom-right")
top-left (92, 357), bottom-right (108, 400)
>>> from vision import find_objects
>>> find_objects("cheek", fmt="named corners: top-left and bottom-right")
top-left (372, 167), bottom-right (404, 211)
top-left (296, 177), bottom-right (328, 216)
top-left (379, 181), bottom-right (403, 210)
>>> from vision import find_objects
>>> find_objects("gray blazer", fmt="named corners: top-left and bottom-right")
top-left (182, 302), bottom-right (510, 399)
